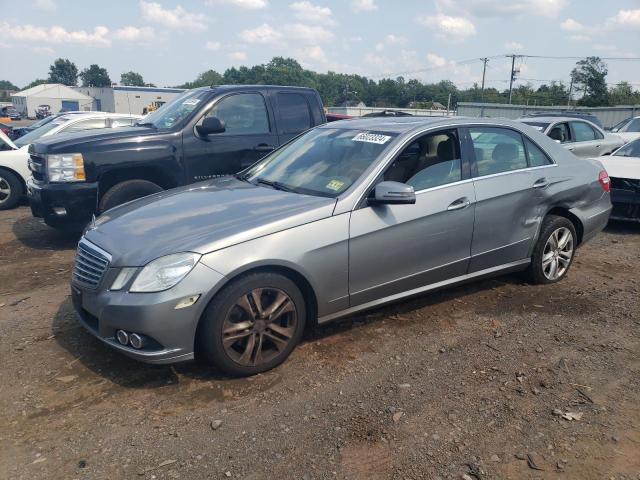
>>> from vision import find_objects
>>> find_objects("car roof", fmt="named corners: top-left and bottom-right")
top-left (519, 116), bottom-right (599, 124)
top-left (319, 116), bottom-right (536, 134)
top-left (193, 84), bottom-right (319, 94)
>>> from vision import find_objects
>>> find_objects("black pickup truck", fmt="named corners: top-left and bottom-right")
top-left (27, 85), bottom-right (326, 229)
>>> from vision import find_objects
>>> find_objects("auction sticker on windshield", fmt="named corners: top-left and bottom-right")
top-left (325, 179), bottom-right (345, 191)
top-left (353, 132), bottom-right (392, 144)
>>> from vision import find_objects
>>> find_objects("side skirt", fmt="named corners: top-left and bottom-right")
top-left (317, 259), bottom-right (530, 324)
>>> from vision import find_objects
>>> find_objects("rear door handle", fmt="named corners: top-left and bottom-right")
top-left (533, 178), bottom-right (549, 189)
top-left (254, 144), bottom-right (275, 152)
top-left (447, 197), bottom-right (471, 211)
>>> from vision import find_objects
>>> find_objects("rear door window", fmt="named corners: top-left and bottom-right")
top-left (524, 138), bottom-right (553, 167)
top-left (469, 127), bottom-right (528, 176)
top-left (276, 93), bottom-right (312, 135)
top-left (571, 121), bottom-right (597, 142)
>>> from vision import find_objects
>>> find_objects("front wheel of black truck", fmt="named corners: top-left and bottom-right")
top-left (98, 180), bottom-right (163, 213)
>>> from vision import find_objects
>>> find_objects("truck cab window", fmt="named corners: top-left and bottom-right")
top-left (206, 93), bottom-right (270, 135)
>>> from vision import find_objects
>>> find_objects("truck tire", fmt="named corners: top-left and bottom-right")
top-left (98, 180), bottom-right (163, 213)
top-left (0, 169), bottom-right (23, 211)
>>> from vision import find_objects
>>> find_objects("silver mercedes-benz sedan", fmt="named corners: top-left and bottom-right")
top-left (72, 117), bottom-right (612, 376)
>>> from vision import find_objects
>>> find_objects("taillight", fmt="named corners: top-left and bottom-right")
top-left (598, 170), bottom-right (610, 192)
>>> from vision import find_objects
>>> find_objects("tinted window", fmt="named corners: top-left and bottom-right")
top-left (548, 122), bottom-right (571, 143)
top-left (277, 93), bottom-right (311, 134)
top-left (613, 139), bottom-right (640, 157)
top-left (384, 130), bottom-right (461, 190)
top-left (626, 118), bottom-right (640, 133)
top-left (470, 127), bottom-right (528, 176)
top-left (572, 122), bottom-right (597, 142)
top-left (525, 138), bottom-right (553, 167)
top-left (207, 93), bottom-right (270, 135)
top-left (63, 118), bottom-right (107, 133)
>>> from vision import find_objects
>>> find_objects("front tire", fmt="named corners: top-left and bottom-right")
top-left (98, 179), bottom-right (163, 213)
top-left (0, 169), bottom-right (23, 210)
top-left (196, 272), bottom-right (306, 377)
top-left (527, 215), bottom-right (576, 284)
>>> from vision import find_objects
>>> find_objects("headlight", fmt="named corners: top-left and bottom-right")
top-left (47, 153), bottom-right (86, 182)
top-left (130, 252), bottom-right (201, 293)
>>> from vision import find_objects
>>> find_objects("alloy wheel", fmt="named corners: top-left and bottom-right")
top-left (542, 226), bottom-right (574, 281)
top-left (222, 288), bottom-right (298, 367)
top-left (0, 176), bottom-right (11, 205)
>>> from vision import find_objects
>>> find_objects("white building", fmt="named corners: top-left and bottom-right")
top-left (73, 86), bottom-right (185, 115)
top-left (11, 84), bottom-right (93, 118)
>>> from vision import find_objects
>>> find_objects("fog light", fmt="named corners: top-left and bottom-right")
top-left (116, 329), bottom-right (129, 345)
top-left (174, 294), bottom-right (200, 310)
top-left (53, 207), bottom-right (67, 216)
top-left (129, 333), bottom-right (145, 349)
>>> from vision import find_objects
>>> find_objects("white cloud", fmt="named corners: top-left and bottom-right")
top-left (140, 1), bottom-right (209, 31)
top-left (285, 23), bottom-right (334, 43)
top-left (607, 9), bottom-right (640, 28)
top-left (205, 41), bottom-right (222, 50)
top-left (228, 51), bottom-right (248, 61)
top-left (0, 22), bottom-right (111, 47)
top-left (239, 23), bottom-right (283, 44)
top-left (296, 45), bottom-right (328, 64)
top-left (31, 46), bottom-right (55, 54)
top-left (417, 14), bottom-right (476, 42)
top-left (560, 18), bottom-right (584, 32)
top-left (290, 1), bottom-right (334, 24)
top-left (351, 0), bottom-right (377, 12)
top-left (568, 34), bottom-right (590, 42)
top-left (385, 34), bottom-right (407, 45)
top-left (113, 26), bottom-right (156, 42)
top-left (208, 0), bottom-right (268, 8)
top-left (426, 53), bottom-right (449, 68)
top-left (435, 0), bottom-right (567, 18)
top-left (35, 0), bottom-right (56, 11)
top-left (504, 41), bottom-right (523, 51)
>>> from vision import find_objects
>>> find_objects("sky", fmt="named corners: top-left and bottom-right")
top-left (1, 0), bottom-right (639, 91)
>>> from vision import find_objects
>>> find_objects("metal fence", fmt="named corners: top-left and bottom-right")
top-left (457, 102), bottom-right (640, 129)
top-left (327, 106), bottom-right (455, 117)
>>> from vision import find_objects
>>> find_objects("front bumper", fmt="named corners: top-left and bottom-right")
top-left (27, 179), bottom-right (98, 228)
top-left (71, 261), bottom-right (226, 364)
top-left (609, 181), bottom-right (640, 222)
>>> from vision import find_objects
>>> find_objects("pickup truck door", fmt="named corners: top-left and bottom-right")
top-left (182, 92), bottom-right (278, 183)
top-left (272, 91), bottom-right (314, 144)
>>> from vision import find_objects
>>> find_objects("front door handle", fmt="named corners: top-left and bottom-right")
top-left (533, 178), bottom-right (549, 189)
top-left (254, 144), bottom-right (275, 152)
top-left (447, 197), bottom-right (471, 211)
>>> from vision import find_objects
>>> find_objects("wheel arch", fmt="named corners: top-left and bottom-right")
top-left (98, 166), bottom-right (178, 200)
top-left (545, 206), bottom-right (584, 245)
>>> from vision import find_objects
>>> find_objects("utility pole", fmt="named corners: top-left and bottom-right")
top-left (567, 77), bottom-right (573, 107)
top-left (507, 54), bottom-right (517, 104)
top-left (480, 57), bottom-right (488, 117)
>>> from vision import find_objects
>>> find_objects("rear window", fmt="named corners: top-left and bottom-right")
top-left (276, 93), bottom-right (312, 135)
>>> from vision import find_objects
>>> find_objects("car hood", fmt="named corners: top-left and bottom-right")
top-left (598, 155), bottom-right (640, 180)
top-left (84, 176), bottom-right (337, 267)
top-left (617, 132), bottom-right (640, 143)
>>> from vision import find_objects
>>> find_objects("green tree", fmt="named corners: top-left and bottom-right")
top-left (120, 71), bottom-right (145, 87)
top-left (0, 80), bottom-right (18, 91)
top-left (608, 81), bottom-right (640, 106)
top-left (24, 79), bottom-right (48, 89)
top-left (178, 69), bottom-right (223, 89)
top-left (48, 58), bottom-right (78, 86)
top-left (571, 57), bottom-right (608, 107)
top-left (79, 64), bottom-right (112, 87)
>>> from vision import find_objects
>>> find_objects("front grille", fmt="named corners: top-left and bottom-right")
top-left (28, 154), bottom-right (46, 182)
top-left (73, 241), bottom-right (110, 289)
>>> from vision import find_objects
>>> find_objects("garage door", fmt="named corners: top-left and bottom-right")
top-left (61, 100), bottom-right (79, 111)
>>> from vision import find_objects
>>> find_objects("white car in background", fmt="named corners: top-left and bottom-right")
top-left (0, 112), bottom-right (142, 210)
top-left (519, 116), bottom-right (624, 158)
top-left (596, 138), bottom-right (640, 222)
top-left (609, 116), bottom-right (640, 144)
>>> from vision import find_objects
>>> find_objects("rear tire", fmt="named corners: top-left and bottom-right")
top-left (98, 179), bottom-right (162, 213)
top-left (196, 272), bottom-right (306, 377)
top-left (0, 169), bottom-right (23, 211)
top-left (527, 215), bottom-right (577, 284)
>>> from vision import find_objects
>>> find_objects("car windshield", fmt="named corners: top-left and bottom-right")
top-left (613, 139), bottom-right (640, 157)
top-left (14, 119), bottom-right (69, 148)
top-left (244, 128), bottom-right (398, 198)
top-left (27, 115), bottom-right (58, 130)
top-left (138, 89), bottom-right (206, 130)
top-left (610, 118), bottom-right (632, 132)
top-left (522, 121), bottom-right (550, 132)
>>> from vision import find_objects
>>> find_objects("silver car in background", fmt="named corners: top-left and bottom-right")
top-left (72, 117), bottom-right (612, 376)
top-left (519, 116), bottom-right (624, 157)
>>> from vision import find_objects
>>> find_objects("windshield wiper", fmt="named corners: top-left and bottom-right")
top-left (254, 178), bottom-right (295, 192)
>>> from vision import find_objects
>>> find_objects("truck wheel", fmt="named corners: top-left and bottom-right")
top-left (98, 180), bottom-right (163, 213)
top-left (0, 169), bottom-right (23, 211)
top-left (196, 272), bottom-right (307, 377)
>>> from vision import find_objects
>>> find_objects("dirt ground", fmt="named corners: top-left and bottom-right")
top-left (1, 206), bottom-right (639, 480)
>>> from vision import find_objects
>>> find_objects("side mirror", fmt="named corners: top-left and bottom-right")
top-left (197, 116), bottom-right (226, 136)
top-left (369, 181), bottom-right (416, 205)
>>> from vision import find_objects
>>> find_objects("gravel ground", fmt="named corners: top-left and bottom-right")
top-left (0, 206), bottom-right (639, 480)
